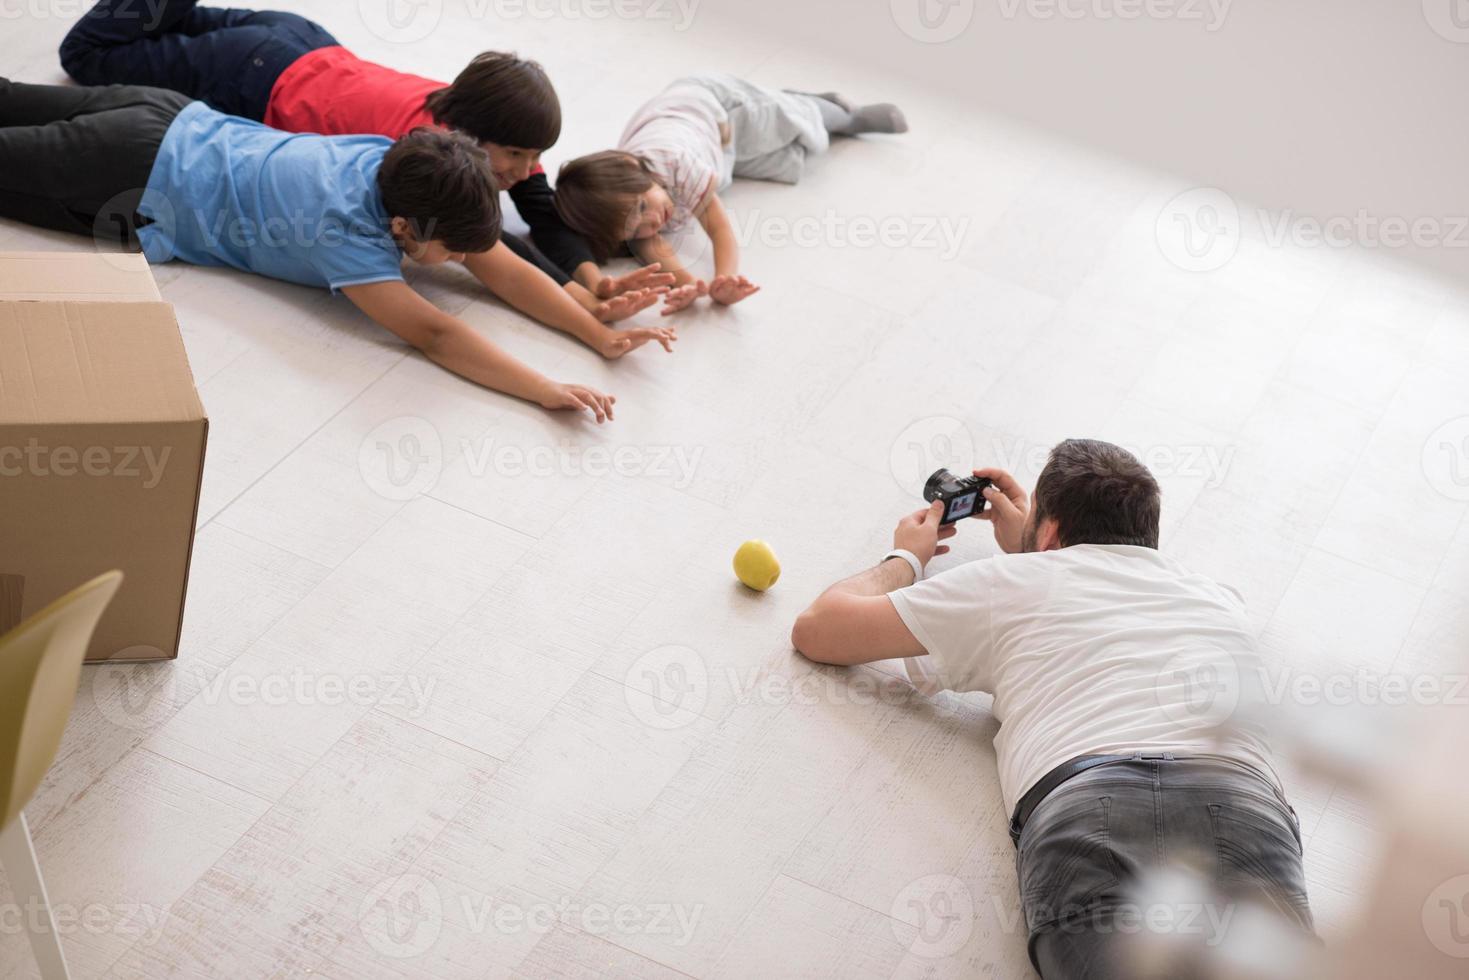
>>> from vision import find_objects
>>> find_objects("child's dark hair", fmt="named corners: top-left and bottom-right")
top-left (554, 151), bottom-right (661, 262)
top-left (378, 128), bottom-right (502, 254)
top-left (424, 52), bottom-right (561, 149)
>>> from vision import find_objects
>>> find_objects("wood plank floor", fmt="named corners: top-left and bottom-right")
top-left (4, 3), bottom-right (1467, 976)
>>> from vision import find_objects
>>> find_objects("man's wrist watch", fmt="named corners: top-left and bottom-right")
top-left (882, 548), bottom-right (924, 583)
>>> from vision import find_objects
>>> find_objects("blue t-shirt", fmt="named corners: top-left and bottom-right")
top-left (137, 102), bottom-right (405, 292)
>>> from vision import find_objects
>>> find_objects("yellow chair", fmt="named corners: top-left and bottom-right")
top-left (0, 571), bottom-right (123, 980)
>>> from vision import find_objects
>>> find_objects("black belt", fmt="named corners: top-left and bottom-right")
top-left (1008, 752), bottom-right (1178, 846)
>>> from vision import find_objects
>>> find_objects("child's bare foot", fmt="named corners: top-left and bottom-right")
top-left (708, 274), bottom-right (760, 305)
top-left (598, 324), bottom-right (678, 358)
top-left (660, 280), bottom-right (708, 315)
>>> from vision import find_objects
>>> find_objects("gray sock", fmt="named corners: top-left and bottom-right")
top-left (843, 103), bottom-right (908, 135)
top-left (796, 91), bottom-right (909, 136)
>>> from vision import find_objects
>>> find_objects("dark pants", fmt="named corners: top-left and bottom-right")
top-left (1015, 755), bottom-right (1316, 979)
top-left (59, 0), bottom-right (336, 121)
top-left (0, 79), bottom-right (189, 244)
top-left (501, 232), bottom-right (572, 287)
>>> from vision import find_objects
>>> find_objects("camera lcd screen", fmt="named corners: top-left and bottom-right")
top-left (947, 492), bottom-right (978, 521)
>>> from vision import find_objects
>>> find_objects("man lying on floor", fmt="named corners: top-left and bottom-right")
top-left (792, 439), bottom-right (1317, 979)
top-left (0, 78), bottom-right (679, 421)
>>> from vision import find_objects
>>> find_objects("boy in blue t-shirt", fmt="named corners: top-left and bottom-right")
top-left (0, 78), bottom-right (679, 421)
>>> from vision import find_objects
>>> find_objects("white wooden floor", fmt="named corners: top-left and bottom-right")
top-left (4, 3), bottom-right (1468, 978)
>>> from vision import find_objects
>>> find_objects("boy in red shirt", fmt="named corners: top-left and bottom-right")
top-left (60, 0), bottom-right (680, 347)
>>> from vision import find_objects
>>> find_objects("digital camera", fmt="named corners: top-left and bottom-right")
top-left (923, 468), bottom-right (992, 525)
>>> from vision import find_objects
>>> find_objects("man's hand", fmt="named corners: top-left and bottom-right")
top-left (893, 500), bottom-right (958, 569)
top-left (537, 381), bottom-right (616, 423)
top-left (974, 467), bottom-right (1029, 554)
top-left (594, 262), bottom-right (677, 299)
top-left (591, 286), bottom-right (669, 322)
top-left (661, 280), bottom-right (708, 315)
top-left (596, 324), bottom-right (678, 359)
top-left (708, 274), bottom-right (760, 306)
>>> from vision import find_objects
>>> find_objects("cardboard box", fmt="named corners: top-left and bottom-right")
top-left (0, 252), bottom-right (207, 662)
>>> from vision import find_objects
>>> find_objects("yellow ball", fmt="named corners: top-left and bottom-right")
top-left (733, 539), bottom-right (781, 591)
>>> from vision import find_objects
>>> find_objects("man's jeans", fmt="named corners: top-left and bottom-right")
top-left (1014, 754), bottom-right (1316, 979)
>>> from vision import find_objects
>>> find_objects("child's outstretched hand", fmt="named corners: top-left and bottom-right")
top-left (708, 274), bottom-right (760, 305)
top-left (660, 280), bottom-right (708, 315)
top-left (593, 286), bottom-right (669, 323)
top-left (539, 382), bottom-right (617, 423)
top-left (597, 324), bottom-right (678, 359)
top-left (595, 263), bottom-right (677, 299)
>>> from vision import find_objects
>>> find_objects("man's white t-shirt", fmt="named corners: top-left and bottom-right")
top-left (888, 544), bottom-right (1281, 816)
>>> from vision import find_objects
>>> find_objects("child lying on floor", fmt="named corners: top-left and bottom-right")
top-left (0, 79), bottom-right (625, 420)
top-left (553, 73), bottom-right (907, 314)
top-left (59, 0), bottom-right (678, 332)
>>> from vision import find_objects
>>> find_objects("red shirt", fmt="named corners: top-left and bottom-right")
top-left (265, 45), bottom-right (439, 137)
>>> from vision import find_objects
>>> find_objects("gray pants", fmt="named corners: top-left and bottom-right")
top-left (675, 73), bottom-right (830, 188)
top-left (1016, 755), bottom-right (1316, 979)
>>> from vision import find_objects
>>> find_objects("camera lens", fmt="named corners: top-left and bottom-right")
top-left (923, 468), bottom-right (953, 502)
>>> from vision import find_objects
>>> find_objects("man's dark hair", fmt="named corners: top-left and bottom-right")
top-left (553, 151), bottom-right (660, 261)
top-left (378, 128), bottom-right (502, 254)
top-left (424, 52), bottom-right (561, 149)
top-left (1031, 439), bottom-right (1161, 549)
